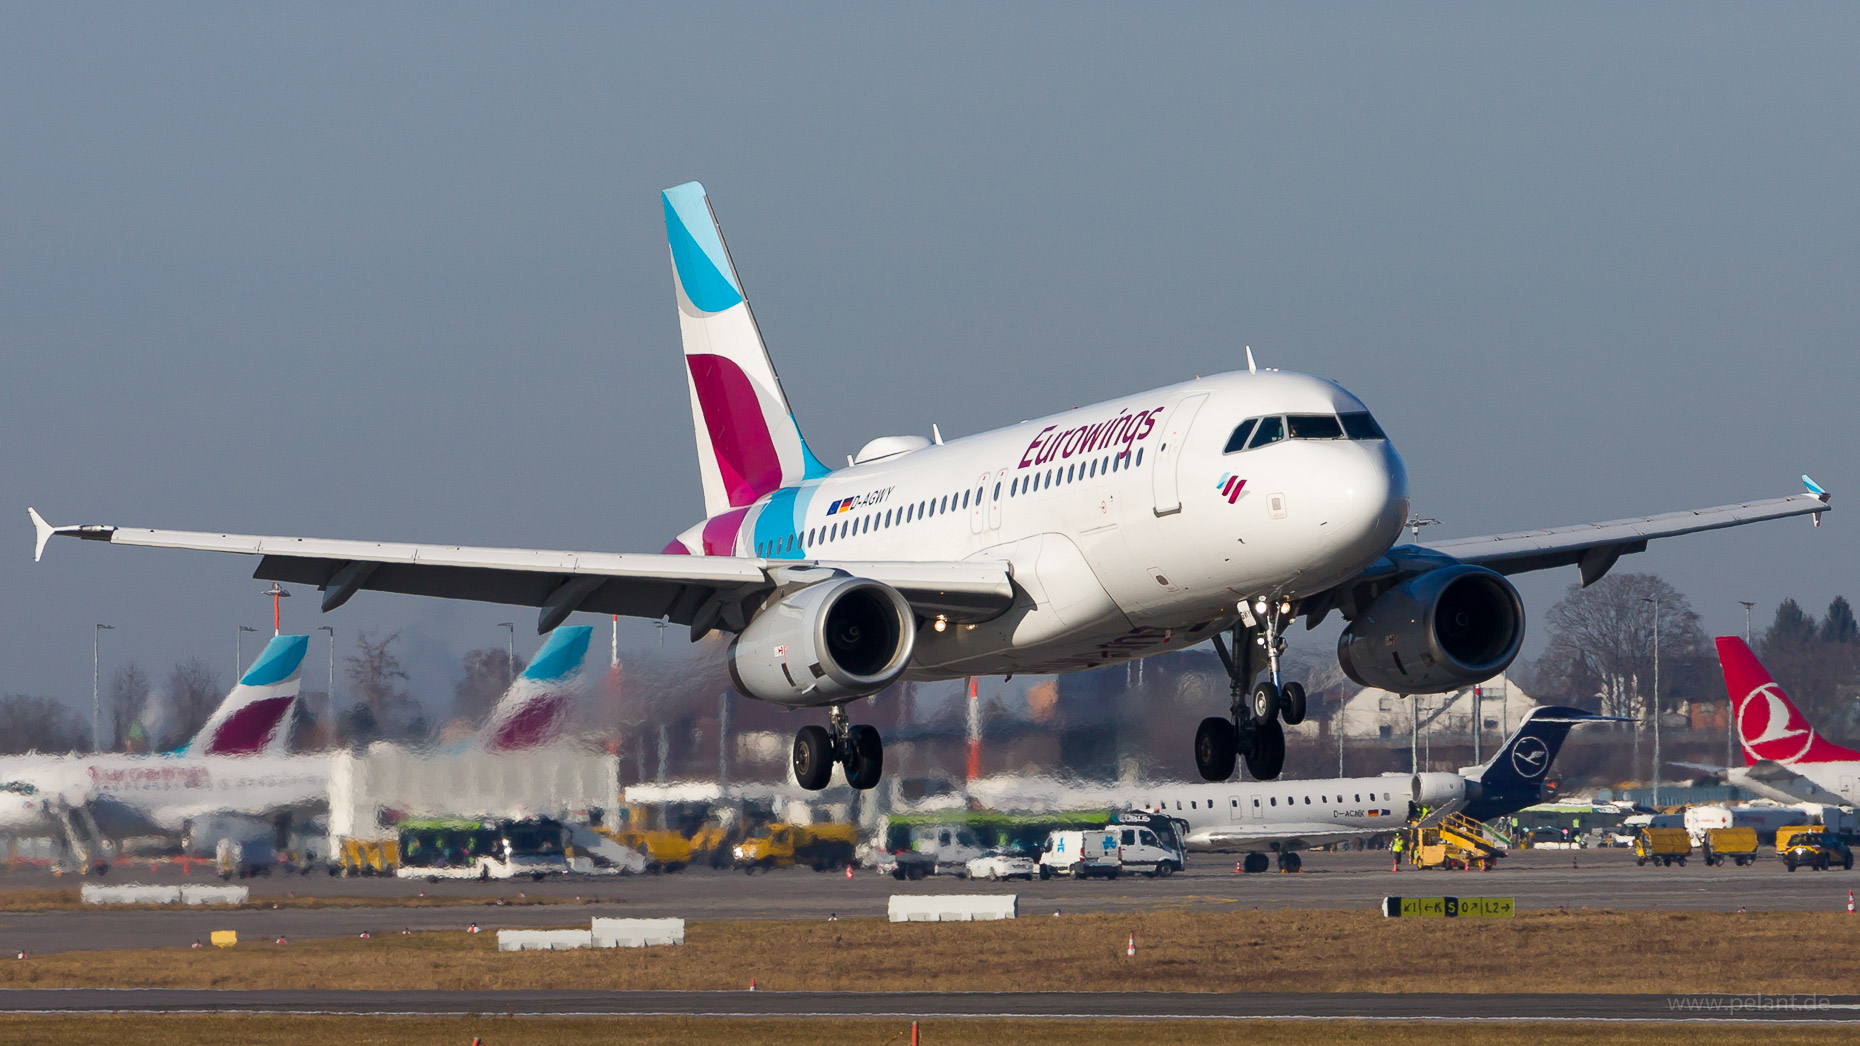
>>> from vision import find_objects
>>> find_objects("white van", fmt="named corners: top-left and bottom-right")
top-left (1111, 818), bottom-right (1185, 877)
top-left (1039, 829), bottom-right (1121, 880)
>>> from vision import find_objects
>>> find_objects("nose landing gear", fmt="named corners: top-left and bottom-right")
top-left (792, 705), bottom-right (884, 792)
top-left (1198, 600), bottom-right (1308, 781)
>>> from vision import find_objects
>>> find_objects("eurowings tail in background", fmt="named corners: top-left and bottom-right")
top-left (182, 634), bottom-right (309, 757)
top-left (479, 625), bottom-right (594, 753)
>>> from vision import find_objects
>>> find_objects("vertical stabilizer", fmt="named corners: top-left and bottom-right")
top-left (479, 625), bottom-right (593, 753)
top-left (1716, 636), bottom-right (1860, 766)
top-left (663, 182), bottom-right (829, 521)
top-left (184, 634), bottom-right (309, 757)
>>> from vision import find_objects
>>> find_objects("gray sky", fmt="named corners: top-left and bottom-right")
top-left (4, 6), bottom-right (1856, 714)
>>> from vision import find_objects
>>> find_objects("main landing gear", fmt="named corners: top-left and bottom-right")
top-left (1197, 599), bottom-right (1308, 782)
top-left (792, 704), bottom-right (883, 792)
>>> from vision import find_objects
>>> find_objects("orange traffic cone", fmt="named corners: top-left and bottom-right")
top-left (845, 864), bottom-right (854, 879)
top-left (1126, 934), bottom-right (1136, 958)
top-left (1848, 890), bottom-right (1854, 914)
top-left (1233, 860), bottom-right (1242, 874)
top-left (749, 978), bottom-right (757, 991)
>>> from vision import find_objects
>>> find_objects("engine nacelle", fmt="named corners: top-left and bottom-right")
top-left (727, 578), bottom-right (917, 707)
top-left (1337, 564), bottom-right (1524, 694)
top-left (1410, 772), bottom-right (1479, 807)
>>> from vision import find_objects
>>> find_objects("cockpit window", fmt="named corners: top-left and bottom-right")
top-left (1287, 414), bottom-right (1345, 440)
top-left (1339, 412), bottom-right (1386, 440)
top-left (0, 782), bottom-right (36, 796)
top-left (1223, 419), bottom-right (1256, 454)
top-left (1247, 415), bottom-right (1285, 449)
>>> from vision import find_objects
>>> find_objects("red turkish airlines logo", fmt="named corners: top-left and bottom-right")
top-left (1738, 683), bottom-right (1814, 764)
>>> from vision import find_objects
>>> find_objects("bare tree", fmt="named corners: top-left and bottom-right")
top-left (453, 647), bottom-right (527, 724)
top-left (164, 657), bottom-right (223, 749)
top-left (107, 662), bottom-right (151, 752)
top-left (0, 694), bottom-right (86, 755)
top-left (346, 630), bottom-right (410, 716)
top-left (1535, 572), bottom-right (1706, 722)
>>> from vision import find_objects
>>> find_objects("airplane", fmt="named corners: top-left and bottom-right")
top-left (28, 181), bottom-right (1833, 792)
top-left (1133, 705), bottom-right (1624, 871)
top-left (0, 626), bottom-right (596, 866)
top-left (1691, 636), bottom-right (1860, 805)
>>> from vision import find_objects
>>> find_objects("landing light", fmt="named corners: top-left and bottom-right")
top-left (933, 616), bottom-right (948, 633)
top-left (1254, 599), bottom-right (1268, 615)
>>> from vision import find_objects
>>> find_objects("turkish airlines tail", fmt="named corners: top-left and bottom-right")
top-left (183, 634), bottom-right (309, 757)
top-left (479, 625), bottom-right (594, 753)
top-left (1715, 636), bottom-right (1860, 766)
top-left (662, 181), bottom-right (829, 521)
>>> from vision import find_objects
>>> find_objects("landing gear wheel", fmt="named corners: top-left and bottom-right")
top-left (1243, 852), bottom-right (1269, 874)
top-left (1245, 717), bottom-right (1286, 780)
top-left (792, 725), bottom-right (834, 791)
top-left (1250, 681), bottom-right (1282, 723)
top-left (1278, 851), bottom-right (1302, 873)
top-left (1279, 682), bottom-right (1307, 726)
top-left (1194, 717), bottom-right (1239, 781)
top-left (844, 724), bottom-right (884, 790)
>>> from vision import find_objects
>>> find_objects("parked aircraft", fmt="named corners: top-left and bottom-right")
top-left (1696, 636), bottom-right (1860, 805)
top-left (1133, 705), bottom-right (1623, 870)
top-left (29, 183), bottom-right (1832, 791)
top-left (0, 626), bottom-right (595, 868)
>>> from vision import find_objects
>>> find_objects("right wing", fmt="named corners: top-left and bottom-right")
top-left (1185, 822), bottom-right (1387, 852)
top-left (29, 510), bottom-right (1015, 635)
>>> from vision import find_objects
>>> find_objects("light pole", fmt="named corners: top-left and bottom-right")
top-left (1654, 599), bottom-right (1662, 807)
top-left (264, 582), bottom-right (290, 634)
top-left (317, 625), bottom-right (336, 707)
top-left (497, 622), bottom-right (515, 686)
top-left (237, 625), bottom-right (259, 679)
top-left (92, 623), bottom-right (114, 752)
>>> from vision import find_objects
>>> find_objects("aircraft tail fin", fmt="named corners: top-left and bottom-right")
top-left (1471, 705), bottom-right (1625, 792)
top-left (478, 625), bottom-right (593, 753)
top-left (183, 634), bottom-right (309, 757)
top-left (1715, 636), bottom-right (1860, 766)
top-left (662, 182), bottom-right (829, 522)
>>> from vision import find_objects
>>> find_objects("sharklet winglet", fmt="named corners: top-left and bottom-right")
top-left (28, 507), bottom-right (54, 562)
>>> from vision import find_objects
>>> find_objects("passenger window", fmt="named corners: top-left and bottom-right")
top-left (1304, 796), bottom-right (1311, 805)
top-left (1339, 411), bottom-right (1386, 440)
top-left (993, 481), bottom-right (1002, 500)
top-left (1223, 419), bottom-right (1257, 453)
top-left (961, 491), bottom-right (970, 509)
top-left (1066, 465), bottom-right (1076, 483)
top-left (1354, 794), bottom-right (1361, 802)
top-left (1135, 448), bottom-right (1144, 467)
top-left (1087, 460), bottom-right (1096, 478)
top-left (1288, 414), bottom-right (1345, 440)
top-left (1270, 797), bottom-right (1277, 806)
top-left (1248, 416), bottom-right (1284, 449)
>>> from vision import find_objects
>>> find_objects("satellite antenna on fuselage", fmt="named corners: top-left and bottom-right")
top-left (1245, 346), bottom-right (1257, 374)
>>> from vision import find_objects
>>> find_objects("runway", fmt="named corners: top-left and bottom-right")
top-left (0, 987), bottom-right (1854, 1022)
top-left (4, 847), bottom-right (1853, 956)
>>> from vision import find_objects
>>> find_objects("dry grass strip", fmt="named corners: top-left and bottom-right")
top-left (2, 909), bottom-right (1856, 995)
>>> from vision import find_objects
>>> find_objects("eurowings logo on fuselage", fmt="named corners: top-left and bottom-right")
top-left (1215, 473), bottom-right (1247, 505)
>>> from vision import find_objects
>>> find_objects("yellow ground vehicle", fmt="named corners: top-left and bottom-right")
top-left (601, 802), bottom-right (735, 873)
top-left (1700, 827), bottom-right (1760, 867)
top-left (334, 836), bottom-right (399, 876)
top-left (1634, 827), bottom-right (1691, 867)
top-left (1778, 829), bottom-right (1855, 873)
top-left (732, 822), bottom-right (859, 873)
top-left (1404, 814), bottom-right (1507, 871)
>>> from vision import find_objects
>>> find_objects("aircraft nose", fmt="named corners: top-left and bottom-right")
top-left (1314, 440), bottom-right (1408, 568)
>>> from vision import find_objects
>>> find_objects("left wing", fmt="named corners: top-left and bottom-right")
top-left (1422, 487), bottom-right (1830, 586)
top-left (28, 510), bottom-right (1015, 634)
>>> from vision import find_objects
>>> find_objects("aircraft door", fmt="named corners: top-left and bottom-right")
top-left (1150, 392), bottom-right (1209, 517)
top-left (969, 474), bottom-right (989, 534)
top-left (987, 468), bottom-right (1007, 530)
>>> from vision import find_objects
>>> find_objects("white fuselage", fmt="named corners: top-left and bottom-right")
top-left (1132, 774), bottom-right (1414, 851)
top-left (0, 753), bottom-right (328, 836)
top-left (1729, 763), bottom-right (1860, 806)
top-left (684, 370), bottom-right (1409, 677)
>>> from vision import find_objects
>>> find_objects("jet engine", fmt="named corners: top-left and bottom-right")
top-left (1410, 772), bottom-right (1479, 807)
top-left (1336, 564), bottom-right (1524, 694)
top-left (727, 577), bottom-right (917, 706)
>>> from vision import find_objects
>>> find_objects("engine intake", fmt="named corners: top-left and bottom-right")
top-left (728, 578), bottom-right (916, 706)
top-left (1337, 564), bottom-right (1524, 694)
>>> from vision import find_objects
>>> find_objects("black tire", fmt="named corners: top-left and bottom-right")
top-left (1250, 681), bottom-right (1281, 723)
top-left (1280, 681), bottom-right (1307, 726)
top-left (792, 725), bottom-right (834, 791)
top-left (1819, 856), bottom-right (1831, 872)
top-left (1280, 852), bottom-right (1302, 874)
top-left (1039, 866), bottom-right (1052, 880)
top-left (1157, 862), bottom-right (1175, 878)
top-left (1636, 856), bottom-right (1646, 866)
top-left (1194, 717), bottom-right (1238, 781)
top-left (1787, 860), bottom-right (1797, 872)
top-left (1243, 852), bottom-right (1269, 874)
top-left (1845, 854), bottom-right (1853, 871)
top-left (845, 724), bottom-right (884, 790)
top-left (1246, 717), bottom-right (1286, 780)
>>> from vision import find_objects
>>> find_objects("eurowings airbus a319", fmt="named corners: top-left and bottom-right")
top-left (29, 182), bottom-right (1832, 791)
